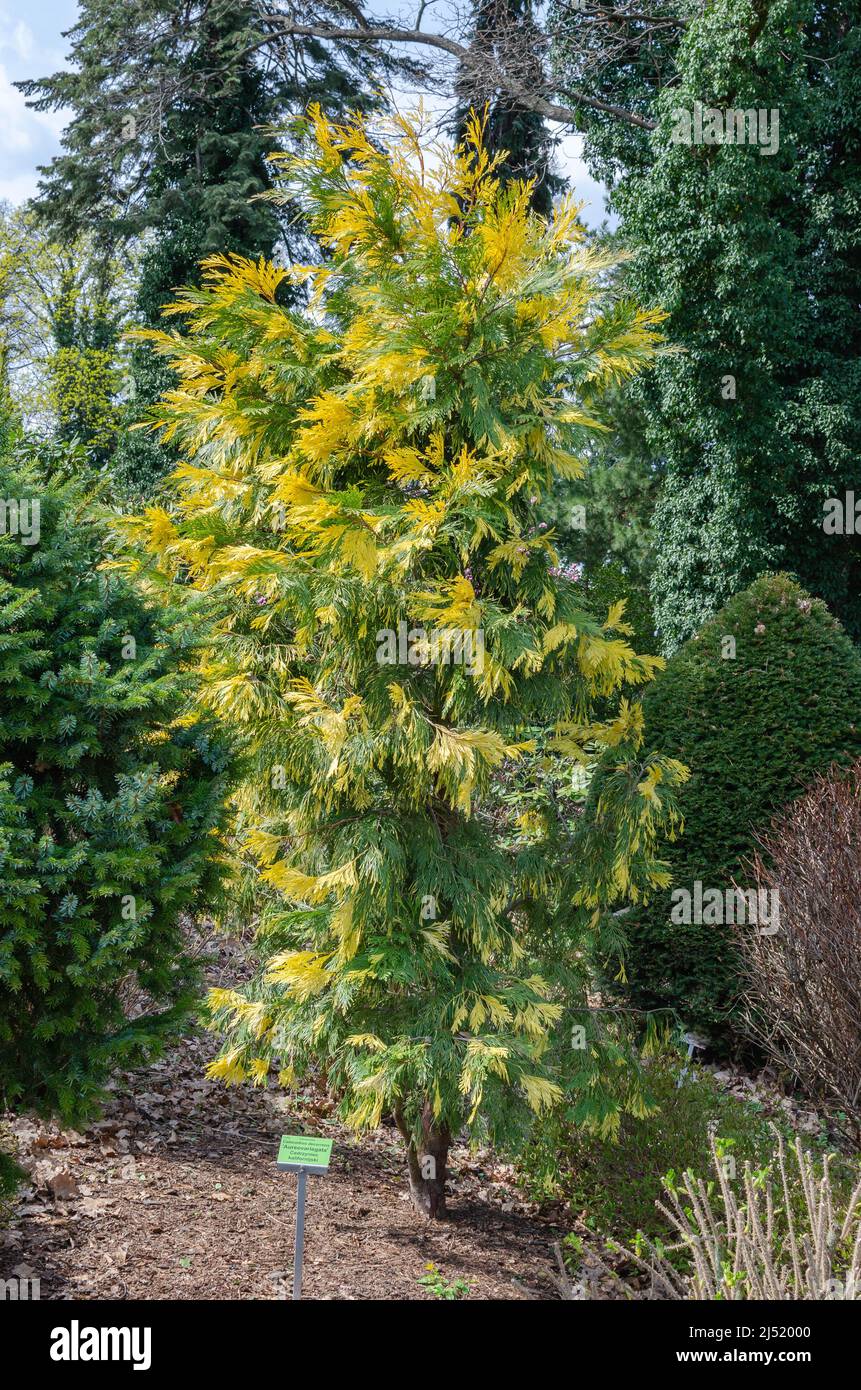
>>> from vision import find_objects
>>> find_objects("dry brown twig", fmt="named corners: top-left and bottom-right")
top-left (582, 1127), bottom-right (861, 1300)
top-left (738, 762), bottom-right (861, 1139)
top-left (256, 2), bottom-right (692, 131)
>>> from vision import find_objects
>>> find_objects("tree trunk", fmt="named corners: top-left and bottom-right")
top-left (395, 1102), bottom-right (451, 1219)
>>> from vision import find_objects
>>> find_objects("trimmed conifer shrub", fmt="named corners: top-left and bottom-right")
top-left (0, 454), bottom-right (231, 1122)
top-left (593, 573), bottom-right (861, 1043)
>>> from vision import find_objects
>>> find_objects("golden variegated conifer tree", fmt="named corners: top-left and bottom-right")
top-left (123, 108), bottom-right (687, 1218)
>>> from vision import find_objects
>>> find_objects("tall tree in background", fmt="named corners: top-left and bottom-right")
top-left (115, 1), bottom-right (286, 497)
top-left (0, 206), bottom-right (135, 464)
top-left (19, 0), bottom-right (385, 497)
top-left (455, 0), bottom-right (565, 215)
top-left (553, 0), bottom-right (861, 648)
top-left (20, 1), bottom-right (384, 249)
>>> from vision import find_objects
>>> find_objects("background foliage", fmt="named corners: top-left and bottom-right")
top-left (593, 573), bottom-right (861, 1042)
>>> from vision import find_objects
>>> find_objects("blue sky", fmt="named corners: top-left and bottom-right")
top-left (0, 0), bottom-right (78, 203)
top-left (0, 0), bottom-right (612, 225)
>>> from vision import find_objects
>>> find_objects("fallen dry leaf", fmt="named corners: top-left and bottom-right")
top-left (31, 1163), bottom-right (81, 1201)
top-left (48, 1170), bottom-right (80, 1201)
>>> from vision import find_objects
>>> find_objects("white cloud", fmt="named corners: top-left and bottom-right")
top-left (0, 9), bottom-right (34, 60)
top-left (556, 132), bottom-right (615, 231)
top-left (0, 166), bottom-right (40, 204)
top-left (11, 18), bottom-right (33, 60)
top-left (0, 61), bottom-right (37, 153)
top-left (0, 59), bottom-right (66, 204)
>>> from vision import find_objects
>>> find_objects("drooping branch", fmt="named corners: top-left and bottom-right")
top-left (261, 12), bottom-right (657, 131)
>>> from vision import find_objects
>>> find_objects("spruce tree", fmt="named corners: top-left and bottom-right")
top-left (0, 447), bottom-right (232, 1123)
top-left (19, 0), bottom-right (378, 248)
top-left (125, 109), bottom-right (686, 1217)
top-left (115, 1), bottom-right (287, 498)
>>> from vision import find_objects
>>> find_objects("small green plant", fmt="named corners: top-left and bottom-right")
top-left (418, 1263), bottom-right (473, 1301)
top-left (520, 1048), bottom-right (796, 1242)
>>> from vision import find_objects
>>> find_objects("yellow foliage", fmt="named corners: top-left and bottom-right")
top-left (125, 103), bottom-right (684, 1155)
top-left (262, 861), bottom-right (357, 902)
top-left (521, 1074), bottom-right (564, 1114)
top-left (265, 950), bottom-right (332, 999)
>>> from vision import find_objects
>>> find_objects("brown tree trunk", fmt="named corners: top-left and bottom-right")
top-left (395, 1102), bottom-right (451, 1219)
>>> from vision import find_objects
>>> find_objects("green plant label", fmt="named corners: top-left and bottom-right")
top-left (277, 1135), bottom-right (332, 1174)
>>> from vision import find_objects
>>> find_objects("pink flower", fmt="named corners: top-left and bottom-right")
top-left (550, 561), bottom-right (583, 582)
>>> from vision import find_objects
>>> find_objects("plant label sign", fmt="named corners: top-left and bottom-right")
top-left (277, 1135), bottom-right (333, 1300)
top-left (277, 1134), bottom-right (332, 1176)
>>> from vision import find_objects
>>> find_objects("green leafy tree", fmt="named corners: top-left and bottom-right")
top-left (548, 1), bottom-right (692, 176)
top-left (0, 205), bottom-right (135, 464)
top-left (124, 109), bottom-right (686, 1217)
top-left (554, 0), bottom-right (861, 648)
top-left (0, 448), bottom-right (232, 1123)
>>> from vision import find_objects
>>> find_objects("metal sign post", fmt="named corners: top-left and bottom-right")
top-left (677, 1031), bottom-right (707, 1088)
top-left (276, 1135), bottom-right (333, 1300)
top-left (293, 1168), bottom-right (307, 1301)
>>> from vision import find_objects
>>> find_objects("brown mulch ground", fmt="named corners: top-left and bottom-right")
top-left (0, 946), bottom-right (570, 1301)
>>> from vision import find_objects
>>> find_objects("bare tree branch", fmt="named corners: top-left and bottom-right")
top-left (262, 14), bottom-right (658, 130)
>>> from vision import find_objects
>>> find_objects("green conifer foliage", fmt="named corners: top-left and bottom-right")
top-left (551, 0), bottom-right (861, 647)
top-left (0, 452), bottom-right (232, 1123)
